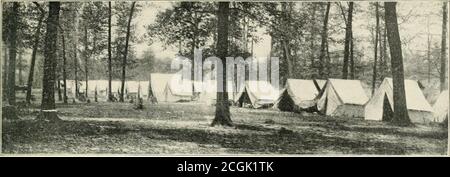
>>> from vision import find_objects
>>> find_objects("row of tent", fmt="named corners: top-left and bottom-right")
top-left (274, 78), bottom-right (448, 124)
top-left (149, 72), bottom-right (447, 123)
top-left (63, 73), bottom-right (448, 124)
top-left (64, 80), bottom-right (151, 99)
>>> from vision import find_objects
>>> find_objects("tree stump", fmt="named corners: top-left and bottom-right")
top-left (36, 110), bottom-right (61, 122)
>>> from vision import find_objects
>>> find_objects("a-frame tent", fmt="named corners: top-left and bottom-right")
top-left (235, 81), bottom-right (279, 109)
top-left (432, 90), bottom-right (448, 122)
top-left (274, 79), bottom-right (322, 112)
top-left (317, 79), bottom-right (369, 118)
top-left (150, 73), bottom-right (174, 103)
top-left (163, 73), bottom-right (193, 102)
top-left (364, 78), bottom-right (433, 123)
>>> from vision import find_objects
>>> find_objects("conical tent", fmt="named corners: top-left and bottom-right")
top-left (364, 78), bottom-right (433, 123)
top-left (432, 90), bottom-right (448, 122)
top-left (274, 79), bottom-right (321, 112)
top-left (317, 79), bottom-right (369, 118)
top-left (235, 81), bottom-right (279, 109)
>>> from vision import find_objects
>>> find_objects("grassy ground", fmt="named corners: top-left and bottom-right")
top-left (2, 99), bottom-right (448, 155)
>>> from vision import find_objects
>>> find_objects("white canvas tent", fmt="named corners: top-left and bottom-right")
top-left (78, 80), bottom-right (107, 96)
top-left (163, 74), bottom-right (193, 102)
top-left (139, 81), bottom-right (150, 99)
top-left (111, 81), bottom-right (122, 95)
top-left (317, 79), bottom-right (369, 117)
top-left (432, 90), bottom-right (448, 122)
top-left (198, 80), bottom-right (235, 105)
top-left (364, 78), bottom-right (433, 123)
top-left (150, 73), bottom-right (173, 102)
top-left (92, 80), bottom-right (108, 97)
top-left (315, 79), bottom-right (326, 90)
top-left (125, 81), bottom-right (150, 99)
top-left (235, 81), bottom-right (279, 109)
top-left (149, 73), bottom-right (193, 102)
top-left (274, 79), bottom-right (321, 112)
top-left (64, 80), bottom-right (76, 97)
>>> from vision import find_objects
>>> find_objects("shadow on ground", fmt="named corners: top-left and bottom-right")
top-left (2, 119), bottom-right (429, 155)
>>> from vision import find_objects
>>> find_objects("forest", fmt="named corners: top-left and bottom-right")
top-left (1, 1), bottom-right (448, 155)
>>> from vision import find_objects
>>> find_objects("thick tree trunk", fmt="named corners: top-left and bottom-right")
top-left (384, 2), bottom-right (411, 126)
top-left (212, 2), bottom-right (232, 127)
top-left (342, 2), bottom-right (353, 79)
top-left (372, 2), bottom-right (380, 95)
top-left (440, 2), bottom-right (448, 91)
top-left (120, 2), bottom-right (136, 102)
top-left (38, 2), bottom-right (61, 121)
top-left (108, 1), bottom-right (113, 101)
top-left (319, 2), bottom-right (331, 78)
top-left (26, 3), bottom-right (45, 104)
top-left (61, 31), bottom-right (67, 103)
top-left (7, 2), bottom-right (19, 106)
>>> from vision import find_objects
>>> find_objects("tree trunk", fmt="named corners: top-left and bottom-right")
top-left (378, 16), bottom-right (384, 78)
top-left (440, 2), bottom-right (448, 91)
top-left (57, 79), bottom-right (62, 101)
top-left (18, 52), bottom-right (23, 85)
top-left (61, 30), bottom-right (67, 103)
top-left (74, 42), bottom-right (78, 99)
top-left (326, 40), bottom-right (331, 76)
top-left (281, 39), bottom-right (293, 79)
top-left (73, 38), bottom-right (79, 100)
top-left (7, 2), bottom-right (19, 106)
top-left (384, 2), bottom-right (411, 126)
top-left (427, 32), bottom-right (431, 83)
top-left (212, 2), bottom-right (232, 127)
top-left (280, 3), bottom-right (293, 80)
top-left (38, 2), bottom-right (61, 121)
top-left (120, 2), bottom-right (136, 102)
top-left (84, 24), bottom-right (89, 100)
top-left (342, 2), bottom-right (353, 79)
top-left (383, 26), bottom-right (388, 68)
top-left (319, 2), bottom-right (331, 78)
top-left (26, 3), bottom-right (45, 104)
top-left (2, 44), bottom-right (8, 101)
top-left (350, 32), bottom-right (355, 79)
top-left (310, 4), bottom-right (317, 74)
top-left (372, 2), bottom-right (380, 95)
top-left (108, 1), bottom-right (113, 101)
